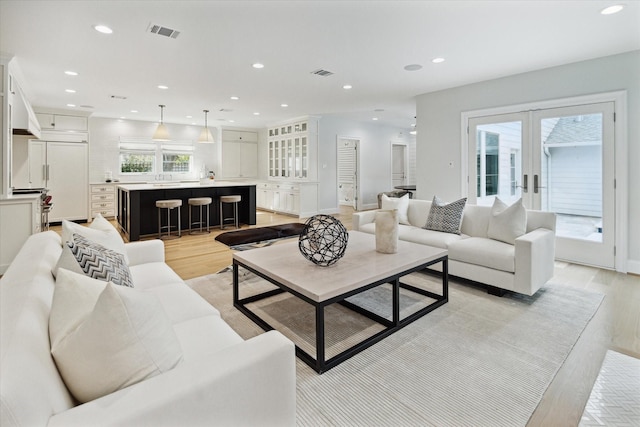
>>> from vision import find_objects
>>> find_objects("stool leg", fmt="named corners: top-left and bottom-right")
top-left (167, 208), bottom-right (171, 237)
top-left (158, 207), bottom-right (161, 238)
top-left (199, 205), bottom-right (203, 233)
top-left (189, 204), bottom-right (192, 233)
top-left (220, 201), bottom-right (224, 230)
top-left (234, 202), bottom-right (238, 228)
top-left (206, 203), bottom-right (210, 232)
top-left (177, 206), bottom-right (181, 237)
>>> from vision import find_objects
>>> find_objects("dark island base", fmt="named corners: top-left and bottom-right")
top-left (118, 185), bottom-right (256, 241)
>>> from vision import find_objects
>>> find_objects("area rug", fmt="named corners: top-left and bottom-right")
top-left (187, 269), bottom-right (604, 427)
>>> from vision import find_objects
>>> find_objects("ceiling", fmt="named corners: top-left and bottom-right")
top-left (1, 1), bottom-right (638, 130)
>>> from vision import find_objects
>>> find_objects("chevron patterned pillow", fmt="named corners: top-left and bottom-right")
top-left (424, 196), bottom-right (467, 234)
top-left (66, 233), bottom-right (133, 287)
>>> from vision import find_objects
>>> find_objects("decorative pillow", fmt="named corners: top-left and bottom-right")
top-left (54, 234), bottom-right (133, 287)
top-left (61, 214), bottom-right (129, 264)
top-left (487, 197), bottom-right (527, 245)
top-left (50, 271), bottom-right (183, 403)
top-left (424, 196), bottom-right (467, 234)
top-left (381, 193), bottom-right (410, 225)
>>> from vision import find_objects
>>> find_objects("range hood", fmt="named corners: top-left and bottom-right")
top-left (12, 84), bottom-right (41, 138)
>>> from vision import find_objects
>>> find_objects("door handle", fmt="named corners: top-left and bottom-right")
top-left (522, 174), bottom-right (528, 193)
top-left (534, 174), bottom-right (546, 193)
top-left (46, 165), bottom-right (50, 181)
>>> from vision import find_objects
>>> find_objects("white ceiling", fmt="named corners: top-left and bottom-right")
top-left (1, 0), bottom-right (638, 130)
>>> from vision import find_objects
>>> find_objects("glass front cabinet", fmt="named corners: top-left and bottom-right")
top-left (267, 117), bottom-right (317, 181)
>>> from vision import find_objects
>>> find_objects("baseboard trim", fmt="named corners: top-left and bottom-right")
top-left (626, 259), bottom-right (640, 275)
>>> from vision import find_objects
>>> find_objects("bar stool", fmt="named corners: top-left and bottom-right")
top-left (219, 195), bottom-right (242, 229)
top-left (188, 197), bottom-right (212, 234)
top-left (156, 199), bottom-right (182, 239)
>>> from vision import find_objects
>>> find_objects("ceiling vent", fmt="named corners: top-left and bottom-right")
top-left (311, 69), bottom-right (334, 77)
top-left (110, 95), bottom-right (127, 100)
top-left (219, 108), bottom-right (233, 112)
top-left (148, 23), bottom-right (180, 39)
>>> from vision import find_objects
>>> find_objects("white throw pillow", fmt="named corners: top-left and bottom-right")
top-left (61, 213), bottom-right (128, 264)
top-left (487, 197), bottom-right (527, 245)
top-left (381, 193), bottom-right (410, 225)
top-left (50, 270), bottom-right (183, 403)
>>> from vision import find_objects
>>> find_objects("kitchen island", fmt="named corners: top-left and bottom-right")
top-left (117, 181), bottom-right (256, 241)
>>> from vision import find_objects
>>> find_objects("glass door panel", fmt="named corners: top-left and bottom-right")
top-left (532, 102), bottom-right (614, 268)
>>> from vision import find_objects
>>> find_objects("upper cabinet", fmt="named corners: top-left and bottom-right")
top-left (267, 116), bottom-right (318, 181)
top-left (220, 129), bottom-right (258, 179)
top-left (35, 113), bottom-right (88, 132)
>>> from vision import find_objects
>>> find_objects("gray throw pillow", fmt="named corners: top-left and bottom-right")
top-left (66, 233), bottom-right (133, 287)
top-left (424, 196), bottom-right (467, 234)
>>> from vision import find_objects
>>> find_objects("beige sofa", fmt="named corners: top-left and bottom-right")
top-left (353, 199), bottom-right (556, 296)
top-left (0, 230), bottom-right (296, 427)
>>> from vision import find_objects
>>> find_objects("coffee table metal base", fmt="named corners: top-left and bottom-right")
top-left (233, 256), bottom-right (448, 374)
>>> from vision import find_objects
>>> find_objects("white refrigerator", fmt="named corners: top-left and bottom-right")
top-left (28, 140), bottom-right (88, 222)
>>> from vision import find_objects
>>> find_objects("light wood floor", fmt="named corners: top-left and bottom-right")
top-left (55, 207), bottom-right (640, 426)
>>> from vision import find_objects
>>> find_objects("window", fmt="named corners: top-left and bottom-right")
top-left (476, 130), bottom-right (499, 197)
top-left (120, 151), bottom-right (155, 173)
top-left (163, 153), bottom-right (192, 172)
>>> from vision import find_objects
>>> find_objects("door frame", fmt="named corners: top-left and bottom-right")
top-left (390, 142), bottom-right (408, 188)
top-left (336, 136), bottom-right (361, 211)
top-left (461, 91), bottom-right (628, 272)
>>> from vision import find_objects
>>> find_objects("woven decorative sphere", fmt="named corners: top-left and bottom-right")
top-left (298, 215), bottom-right (349, 267)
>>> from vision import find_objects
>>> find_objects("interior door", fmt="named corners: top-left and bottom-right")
top-left (468, 102), bottom-right (615, 269)
top-left (392, 144), bottom-right (407, 187)
top-left (337, 137), bottom-right (359, 209)
top-left (47, 142), bottom-right (88, 222)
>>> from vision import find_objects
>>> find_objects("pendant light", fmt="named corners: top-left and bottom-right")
top-left (152, 104), bottom-right (170, 141)
top-left (198, 109), bottom-right (215, 143)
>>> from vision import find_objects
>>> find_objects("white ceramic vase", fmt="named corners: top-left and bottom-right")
top-left (375, 209), bottom-right (399, 254)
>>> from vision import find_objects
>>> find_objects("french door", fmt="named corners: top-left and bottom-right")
top-left (468, 102), bottom-right (615, 269)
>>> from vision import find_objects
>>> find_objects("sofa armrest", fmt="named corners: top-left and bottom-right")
top-left (125, 239), bottom-right (165, 266)
top-left (514, 228), bottom-right (556, 295)
top-left (352, 210), bottom-right (378, 231)
top-left (48, 330), bottom-right (296, 427)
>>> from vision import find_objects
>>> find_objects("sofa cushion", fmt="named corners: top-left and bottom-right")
top-left (143, 283), bottom-right (221, 323)
top-left (398, 225), bottom-right (467, 249)
top-left (61, 214), bottom-right (129, 264)
top-left (129, 262), bottom-right (184, 289)
top-left (50, 270), bottom-right (183, 403)
top-left (448, 237), bottom-right (515, 273)
top-left (172, 315), bottom-right (244, 361)
top-left (424, 196), bottom-right (467, 234)
top-left (54, 234), bottom-right (133, 287)
top-left (381, 193), bottom-right (410, 225)
top-left (487, 197), bottom-right (527, 245)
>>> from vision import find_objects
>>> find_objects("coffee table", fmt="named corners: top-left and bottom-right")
top-left (233, 230), bottom-right (448, 373)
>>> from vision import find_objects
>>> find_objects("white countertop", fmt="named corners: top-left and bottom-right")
top-left (117, 180), bottom-right (256, 191)
top-left (0, 193), bottom-right (41, 201)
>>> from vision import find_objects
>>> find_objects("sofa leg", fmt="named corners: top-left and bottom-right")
top-left (487, 286), bottom-right (506, 297)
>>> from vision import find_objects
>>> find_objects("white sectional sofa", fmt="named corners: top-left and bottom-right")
top-left (0, 230), bottom-right (296, 427)
top-left (353, 198), bottom-right (556, 296)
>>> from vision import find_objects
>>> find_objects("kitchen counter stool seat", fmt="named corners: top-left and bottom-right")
top-left (219, 195), bottom-right (242, 229)
top-left (188, 197), bottom-right (212, 234)
top-left (156, 199), bottom-right (182, 239)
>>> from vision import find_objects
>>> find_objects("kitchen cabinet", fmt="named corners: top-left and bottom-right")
top-left (89, 183), bottom-right (116, 219)
top-left (35, 113), bottom-right (88, 132)
top-left (220, 129), bottom-right (258, 179)
top-left (267, 117), bottom-right (317, 181)
top-left (255, 181), bottom-right (317, 217)
top-left (27, 140), bottom-right (88, 222)
top-left (0, 196), bottom-right (41, 274)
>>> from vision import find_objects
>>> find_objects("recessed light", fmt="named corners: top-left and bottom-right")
top-left (252, 63), bottom-right (264, 69)
top-left (157, 85), bottom-right (169, 90)
top-left (66, 104), bottom-right (76, 107)
top-left (281, 103), bottom-right (288, 108)
top-left (228, 120), bottom-right (235, 123)
top-left (253, 112), bottom-right (260, 115)
top-left (411, 123), bottom-right (416, 127)
top-left (343, 84), bottom-right (353, 90)
top-left (404, 64), bottom-right (423, 71)
top-left (186, 115), bottom-right (192, 118)
top-left (410, 130), bottom-right (417, 135)
top-left (601, 4), bottom-right (624, 14)
top-left (65, 71), bottom-right (78, 76)
top-left (130, 110), bottom-right (138, 113)
top-left (93, 24), bottom-right (113, 34)
top-left (65, 89), bottom-right (76, 93)
top-left (230, 96), bottom-right (239, 100)
top-left (372, 117), bottom-right (378, 121)
top-left (432, 57), bottom-right (445, 64)
top-left (120, 116), bottom-right (126, 119)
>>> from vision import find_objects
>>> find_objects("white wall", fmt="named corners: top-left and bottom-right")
top-left (318, 116), bottom-right (415, 212)
top-left (415, 50), bottom-right (640, 272)
top-left (88, 117), bottom-right (220, 184)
